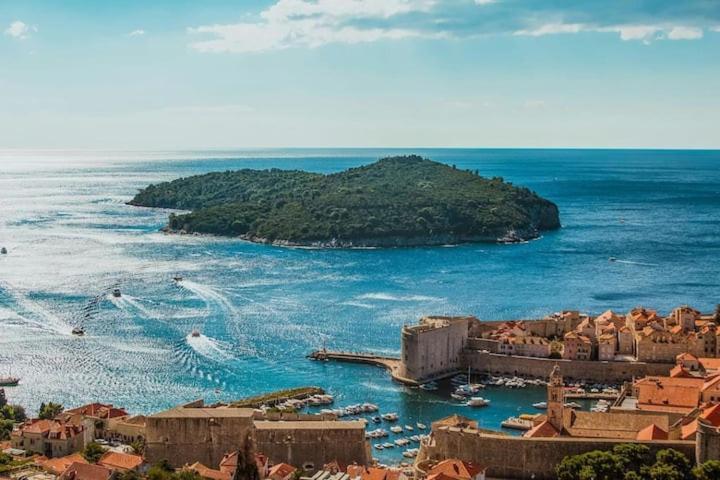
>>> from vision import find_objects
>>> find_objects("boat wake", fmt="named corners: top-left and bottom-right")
top-left (178, 280), bottom-right (238, 318)
top-left (108, 294), bottom-right (156, 318)
top-left (612, 259), bottom-right (658, 267)
top-left (0, 284), bottom-right (73, 335)
top-left (185, 333), bottom-right (234, 362)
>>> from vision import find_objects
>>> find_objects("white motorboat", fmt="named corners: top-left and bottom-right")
top-left (533, 402), bottom-right (547, 409)
top-left (467, 397), bottom-right (490, 407)
top-left (382, 412), bottom-right (399, 421)
top-left (416, 422), bottom-right (426, 430)
top-left (390, 426), bottom-right (403, 434)
top-left (419, 382), bottom-right (439, 391)
top-left (405, 425), bottom-right (414, 431)
top-left (374, 444), bottom-right (384, 450)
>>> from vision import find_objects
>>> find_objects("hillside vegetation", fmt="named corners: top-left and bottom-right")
top-left (129, 155), bottom-right (560, 247)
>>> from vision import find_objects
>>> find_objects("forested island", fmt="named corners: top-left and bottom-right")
top-left (128, 155), bottom-right (561, 247)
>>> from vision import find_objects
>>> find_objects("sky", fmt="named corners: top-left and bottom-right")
top-left (0, 0), bottom-right (719, 149)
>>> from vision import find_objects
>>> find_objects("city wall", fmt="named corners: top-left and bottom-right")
top-left (464, 351), bottom-right (673, 382)
top-left (423, 428), bottom-right (696, 480)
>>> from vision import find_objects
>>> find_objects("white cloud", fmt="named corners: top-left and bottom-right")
top-left (473, 0), bottom-right (496, 5)
top-left (513, 23), bottom-right (583, 37)
top-left (515, 22), bottom-right (703, 43)
top-left (523, 100), bottom-right (546, 109)
top-left (667, 26), bottom-right (703, 40)
top-left (188, 0), bottom-right (437, 53)
top-left (127, 29), bottom-right (146, 37)
top-left (4, 21), bottom-right (36, 40)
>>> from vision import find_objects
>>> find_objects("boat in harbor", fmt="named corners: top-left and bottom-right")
top-left (564, 401), bottom-right (582, 409)
top-left (372, 416), bottom-right (382, 424)
top-left (374, 444), bottom-right (384, 450)
top-left (533, 401), bottom-right (547, 409)
top-left (0, 376), bottom-right (20, 387)
top-left (173, 276), bottom-right (183, 282)
top-left (390, 426), bottom-right (403, 434)
top-left (382, 442), bottom-right (394, 449)
top-left (467, 396), bottom-right (490, 407)
top-left (381, 412), bottom-right (399, 421)
top-left (405, 425), bottom-right (414, 431)
top-left (416, 422), bottom-right (426, 430)
top-left (71, 326), bottom-right (85, 336)
top-left (112, 288), bottom-right (122, 298)
top-left (501, 416), bottom-right (533, 431)
top-left (451, 393), bottom-right (466, 401)
top-left (395, 438), bottom-right (409, 446)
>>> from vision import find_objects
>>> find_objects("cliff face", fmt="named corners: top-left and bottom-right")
top-left (130, 155), bottom-right (561, 247)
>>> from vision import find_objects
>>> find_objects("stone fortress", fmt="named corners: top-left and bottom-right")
top-left (415, 366), bottom-right (720, 479)
top-left (145, 399), bottom-right (370, 471)
top-left (399, 305), bottom-right (720, 384)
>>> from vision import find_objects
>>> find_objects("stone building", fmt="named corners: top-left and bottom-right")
top-left (145, 402), bottom-right (371, 471)
top-left (11, 419), bottom-right (88, 458)
top-left (400, 316), bottom-right (472, 381)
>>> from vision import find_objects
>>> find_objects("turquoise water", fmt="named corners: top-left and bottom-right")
top-left (1, 148), bottom-right (719, 463)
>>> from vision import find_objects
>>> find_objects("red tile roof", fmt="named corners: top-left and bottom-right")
top-left (98, 451), bottom-right (144, 471)
top-left (65, 403), bottom-right (128, 420)
top-left (187, 463), bottom-right (232, 480)
top-left (39, 454), bottom-right (88, 475)
top-left (523, 420), bottom-right (559, 438)
top-left (427, 459), bottom-right (485, 480)
top-left (636, 424), bottom-right (668, 440)
top-left (60, 462), bottom-right (113, 480)
top-left (268, 463), bottom-right (296, 480)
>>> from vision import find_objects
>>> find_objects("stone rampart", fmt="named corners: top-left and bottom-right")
top-left (464, 350), bottom-right (673, 382)
top-left (423, 427), bottom-right (695, 479)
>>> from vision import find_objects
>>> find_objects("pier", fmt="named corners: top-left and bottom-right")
top-left (308, 350), bottom-right (420, 385)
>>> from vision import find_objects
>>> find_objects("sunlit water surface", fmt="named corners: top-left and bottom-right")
top-left (1, 148), bottom-right (719, 463)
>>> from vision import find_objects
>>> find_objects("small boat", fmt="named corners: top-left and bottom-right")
top-left (374, 444), bottom-right (384, 450)
top-left (416, 422), bottom-right (426, 430)
top-left (390, 426), bottom-right (403, 434)
top-left (382, 442), bottom-right (394, 449)
top-left (409, 435), bottom-right (420, 442)
top-left (191, 329), bottom-right (201, 338)
top-left (564, 402), bottom-right (582, 409)
top-left (372, 416), bottom-right (382, 424)
top-left (71, 327), bottom-right (85, 336)
top-left (609, 257), bottom-right (617, 262)
top-left (405, 425), bottom-right (414, 431)
top-left (0, 247), bottom-right (7, 254)
top-left (112, 288), bottom-right (122, 298)
top-left (0, 376), bottom-right (20, 387)
top-left (501, 417), bottom-right (533, 431)
top-left (467, 397), bottom-right (490, 407)
top-left (395, 438), bottom-right (409, 446)
top-left (419, 382), bottom-right (438, 391)
top-left (173, 276), bottom-right (183, 282)
top-left (451, 393), bottom-right (466, 401)
top-left (532, 402), bottom-right (547, 409)
top-left (381, 412), bottom-right (399, 422)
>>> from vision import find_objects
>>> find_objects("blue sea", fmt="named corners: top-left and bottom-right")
top-left (1, 148), bottom-right (719, 463)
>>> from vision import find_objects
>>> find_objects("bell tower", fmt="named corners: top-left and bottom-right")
top-left (547, 364), bottom-right (565, 432)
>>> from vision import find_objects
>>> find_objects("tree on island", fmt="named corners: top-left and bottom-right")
top-left (38, 401), bottom-right (64, 420)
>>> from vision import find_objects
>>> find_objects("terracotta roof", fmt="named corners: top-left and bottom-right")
top-left (60, 462), bottom-right (113, 480)
top-left (98, 451), bottom-right (144, 471)
top-left (682, 403), bottom-right (720, 440)
top-left (699, 358), bottom-right (720, 371)
top-left (427, 459), bottom-right (485, 480)
top-left (703, 375), bottom-right (720, 392)
top-left (677, 353), bottom-right (699, 362)
top-left (187, 463), bottom-right (232, 480)
top-left (636, 424), bottom-right (668, 440)
top-left (523, 420), bottom-right (559, 438)
top-left (219, 451), bottom-right (239, 473)
top-left (268, 463), bottom-right (296, 480)
top-left (39, 454), bottom-right (88, 475)
top-left (634, 376), bottom-right (703, 413)
top-left (65, 403), bottom-right (128, 420)
top-left (18, 419), bottom-right (83, 439)
top-left (669, 365), bottom-right (695, 378)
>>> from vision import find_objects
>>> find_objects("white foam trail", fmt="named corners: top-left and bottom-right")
top-left (186, 333), bottom-right (233, 361)
top-left (613, 259), bottom-right (658, 267)
top-left (357, 292), bottom-right (441, 302)
top-left (108, 294), bottom-right (156, 318)
top-left (179, 280), bottom-right (238, 317)
top-left (0, 284), bottom-right (73, 335)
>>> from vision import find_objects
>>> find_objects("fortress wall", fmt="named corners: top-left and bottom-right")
top-left (425, 428), bottom-right (695, 480)
top-left (464, 351), bottom-right (673, 382)
top-left (254, 423), bottom-right (370, 470)
top-left (146, 416), bottom-right (254, 468)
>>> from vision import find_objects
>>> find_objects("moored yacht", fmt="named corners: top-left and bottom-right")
top-left (467, 396), bottom-right (490, 407)
top-left (0, 376), bottom-right (20, 387)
